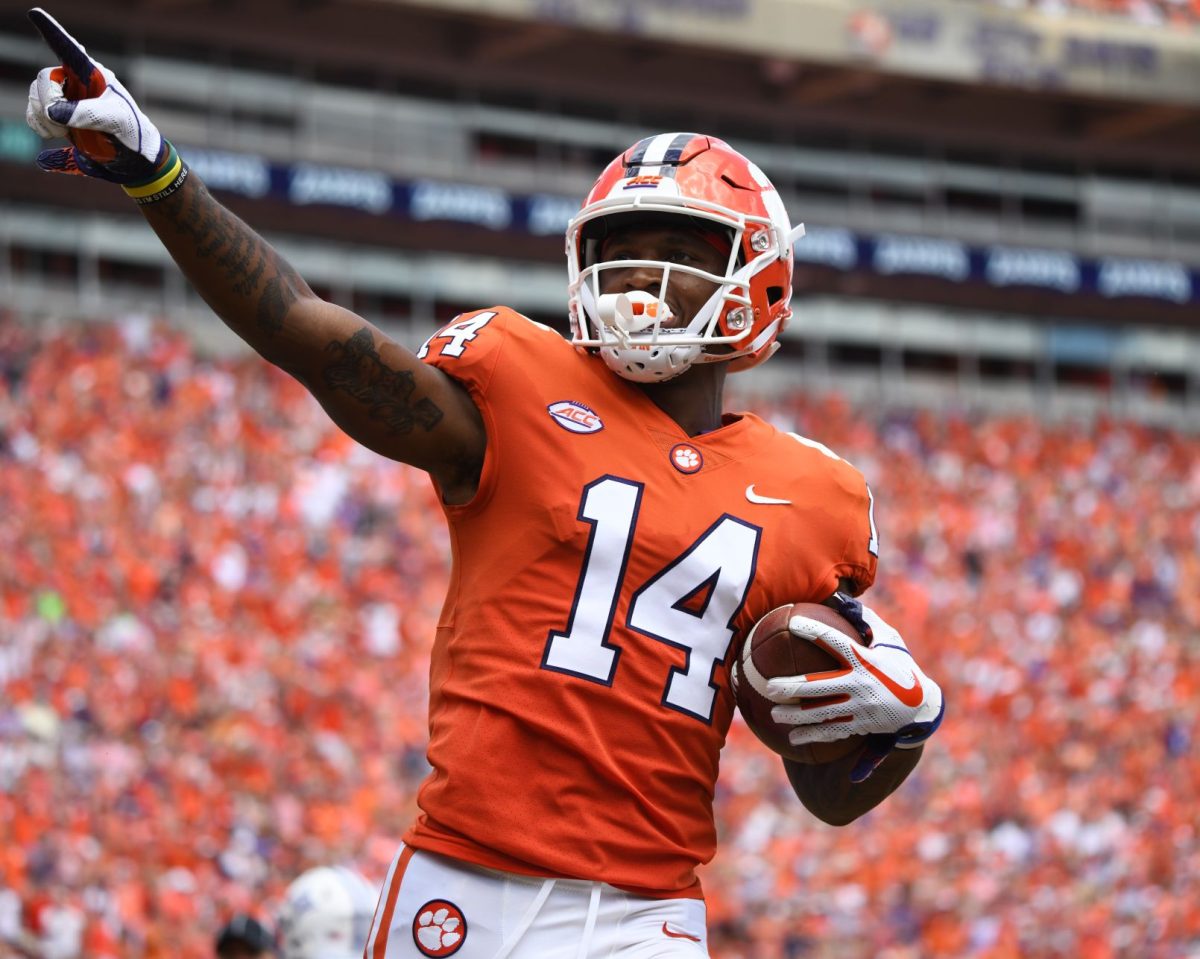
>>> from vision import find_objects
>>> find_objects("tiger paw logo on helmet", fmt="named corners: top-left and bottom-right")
top-left (412, 900), bottom-right (466, 957)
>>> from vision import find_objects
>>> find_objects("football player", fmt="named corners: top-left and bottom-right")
top-left (25, 10), bottom-right (943, 957)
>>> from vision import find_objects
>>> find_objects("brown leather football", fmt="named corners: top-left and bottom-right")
top-left (733, 602), bottom-right (867, 764)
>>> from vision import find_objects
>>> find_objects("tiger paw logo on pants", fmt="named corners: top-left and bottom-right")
top-left (412, 900), bottom-right (467, 957)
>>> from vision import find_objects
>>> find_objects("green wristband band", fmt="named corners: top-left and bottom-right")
top-left (122, 141), bottom-right (179, 193)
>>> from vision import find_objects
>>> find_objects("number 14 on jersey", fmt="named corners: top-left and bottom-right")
top-left (542, 476), bottom-right (762, 724)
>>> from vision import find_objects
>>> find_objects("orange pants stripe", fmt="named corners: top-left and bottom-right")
top-left (368, 844), bottom-right (416, 959)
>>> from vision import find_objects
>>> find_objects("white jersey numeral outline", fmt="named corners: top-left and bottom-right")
top-left (542, 476), bottom-right (761, 722)
top-left (542, 476), bottom-right (641, 685)
top-left (417, 311), bottom-right (498, 359)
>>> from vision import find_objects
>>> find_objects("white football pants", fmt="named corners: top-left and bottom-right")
top-left (365, 844), bottom-right (709, 959)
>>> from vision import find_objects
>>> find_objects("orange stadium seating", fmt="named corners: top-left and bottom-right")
top-left (1, 313), bottom-right (1197, 958)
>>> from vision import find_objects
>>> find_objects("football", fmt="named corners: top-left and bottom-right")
top-left (733, 602), bottom-right (868, 764)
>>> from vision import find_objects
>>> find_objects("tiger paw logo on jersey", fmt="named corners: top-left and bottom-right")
top-left (412, 900), bottom-right (466, 957)
top-left (670, 443), bottom-right (703, 474)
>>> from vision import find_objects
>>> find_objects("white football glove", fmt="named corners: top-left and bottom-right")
top-left (768, 597), bottom-right (944, 780)
top-left (25, 8), bottom-right (165, 184)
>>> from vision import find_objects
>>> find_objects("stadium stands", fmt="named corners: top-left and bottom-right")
top-left (982, 0), bottom-right (1200, 28)
top-left (1, 312), bottom-right (1196, 958)
top-left (2, 0), bottom-right (1198, 954)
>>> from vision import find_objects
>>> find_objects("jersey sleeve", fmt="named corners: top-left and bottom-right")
top-left (418, 307), bottom-right (511, 395)
top-left (825, 460), bottom-right (879, 597)
top-left (777, 432), bottom-right (880, 600)
top-left (416, 308), bottom-right (512, 511)
top-left (417, 307), bottom-right (568, 514)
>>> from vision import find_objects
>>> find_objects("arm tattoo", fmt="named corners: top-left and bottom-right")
top-left (257, 270), bottom-right (302, 334)
top-left (156, 178), bottom-right (304, 335)
top-left (322, 328), bottom-right (443, 433)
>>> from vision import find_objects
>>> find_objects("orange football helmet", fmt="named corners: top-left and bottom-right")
top-left (567, 133), bottom-right (804, 382)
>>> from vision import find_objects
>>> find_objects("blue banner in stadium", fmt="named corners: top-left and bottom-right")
top-left (178, 147), bottom-right (1200, 307)
top-left (794, 227), bottom-right (1197, 306)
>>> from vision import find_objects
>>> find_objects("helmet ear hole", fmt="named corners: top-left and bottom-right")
top-left (766, 286), bottom-right (784, 305)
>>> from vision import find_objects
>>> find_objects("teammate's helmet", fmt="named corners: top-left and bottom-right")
top-left (276, 866), bottom-right (377, 959)
top-left (567, 133), bottom-right (804, 383)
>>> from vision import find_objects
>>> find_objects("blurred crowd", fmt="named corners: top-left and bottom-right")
top-left (0, 313), bottom-right (1196, 959)
top-left (981, 0), bottom-right (1200, 28)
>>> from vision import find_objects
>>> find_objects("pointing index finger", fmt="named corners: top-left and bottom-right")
top-left (27, 8), bottom-right (102, 96)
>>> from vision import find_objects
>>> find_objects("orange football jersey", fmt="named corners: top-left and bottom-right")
top-left (404, 307), bottom-right (878, 898)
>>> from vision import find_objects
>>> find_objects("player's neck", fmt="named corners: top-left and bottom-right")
top-left (635, 362), bottom-right (727, 436)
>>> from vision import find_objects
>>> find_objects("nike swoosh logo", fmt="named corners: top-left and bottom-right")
top-left (661, 922), bottom-right (702, 942)
top-left (745, 484), bottom-right (791, 505)
top-left (850, 646), bottom-right (924, 707)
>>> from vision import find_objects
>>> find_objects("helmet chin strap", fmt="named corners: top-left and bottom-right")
top-left (599, 341), bottom-right (701, 383)
top-left (589, 289), bottom-right (706, 383)
top-left (580, 272), bottom-right (754, 382)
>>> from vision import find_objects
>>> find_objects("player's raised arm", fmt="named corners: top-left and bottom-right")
top-left (23, 9), bottom-right (486, 500)
top-left (135, 174), bottom-right (486, 500)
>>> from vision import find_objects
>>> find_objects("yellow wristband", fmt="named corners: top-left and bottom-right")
top-left (123, 153), bottom-right (183, 199)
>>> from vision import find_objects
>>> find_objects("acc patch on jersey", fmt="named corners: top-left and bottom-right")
top-left (412, 900), bottom-right (467, 957)
top-left (548, 400), bottom-right (604, 434)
